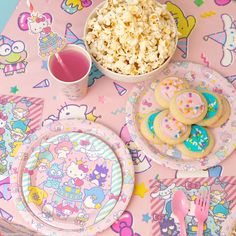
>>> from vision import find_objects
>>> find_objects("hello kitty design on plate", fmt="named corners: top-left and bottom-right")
top-left (20, 132), bottom-right (123, 231)
top-left (11, 119), bottom-right (134, 236)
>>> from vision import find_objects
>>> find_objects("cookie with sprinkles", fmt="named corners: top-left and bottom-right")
top-left (197, 91), bottom-right (223, 126)
top-left (177, 125), bottom-right (215, 158)
top-left (154, 77), bottom-right (190, 108)
top-left (140, 111), bottom-right (163, 144)
top-left (209, 95), bottom-right (231, 128)
top-left (153, 110), bottom-right (191, 145)
top-left (169, 89), bottom-right (208, 124)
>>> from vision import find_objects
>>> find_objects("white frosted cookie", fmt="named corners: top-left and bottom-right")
top-left (154, 77), bottom-right (190, 108)
top-left (153, 110), bottom-right (191, 145)
top-left (177, 125), bottom-right (215, 158)
top-left (197, 91), bottom-right (223, 127)
top-left (140, 111), bottom-right (163, 144)
top-left (169, 89), bottom-right (208, 125)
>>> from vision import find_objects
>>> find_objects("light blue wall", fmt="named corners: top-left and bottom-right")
top-left (0, 0), bottom-right (19, 33)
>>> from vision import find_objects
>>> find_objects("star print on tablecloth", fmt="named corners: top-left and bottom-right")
top-left (142, 213), bottom-right (151, 223)
top-left (10, 86), bottom-right (19, 94)
top-left (98, 95), bottom-right (106, 104)
top-left (194, 0), bottom-right (204, 6)
top-left (134, 182), bottom-right (149, 198)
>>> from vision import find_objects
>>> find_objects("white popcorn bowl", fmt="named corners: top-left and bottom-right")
top-left (84, 1), bottom-right (178, 83)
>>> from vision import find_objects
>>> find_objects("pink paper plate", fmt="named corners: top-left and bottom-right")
top-left (126, 62), bottom-right (236, 171)
top-left (11, 119), bottom-right (134, 236)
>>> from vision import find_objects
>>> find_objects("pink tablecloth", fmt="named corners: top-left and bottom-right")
top-left (0, 0), bottom-right (236, 235)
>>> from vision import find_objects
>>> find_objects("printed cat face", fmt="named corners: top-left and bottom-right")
top-left (67, 162), bottom-right (87, 179)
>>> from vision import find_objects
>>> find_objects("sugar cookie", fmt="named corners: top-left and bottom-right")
top-left (169, 89), bottom-right (208, 124)
top-left (140, 111), bottom-right (163, 144)
top-left (154, 77), bottom-right (190, 108)
top-left (209, 95), bottom-right (231, 128)
top-left (153, 110), bottom-right (191, 145)
top-left (197, 91), bottom-right (223, 126)
top-left (177, 125), bottom-right (215, 158)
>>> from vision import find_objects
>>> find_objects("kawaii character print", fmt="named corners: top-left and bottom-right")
top-left (0, 35), bottom-right (27, 76)
top-left (66, 161), bottom-right (89, 187)
top-left (54, 136), bottom-right (74, 160)
top-left (204, 14), bottom-right (236, 67)
top-left (18, 11), bottom-right (65, 58)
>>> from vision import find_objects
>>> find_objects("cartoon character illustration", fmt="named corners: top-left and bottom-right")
top-left (28, 186), bottom-right (48, 206)
top-left (42, 104), bottom-right (100, 126)
top-left (80, 143), bottom-right (104, 161)
top-left (44, 163), bottom-right (64, 189)
top-left (55, 202), bottom-right (79, 219)
top-left (84, 187), bottom-right (105, 209)
top-left (18, 12), bottom-right (65, 58)
top-left (159, 216), bottom-right (179, 236)
top-left (54, 136), bottom-right (74, 160)
top-left (120, 124), bottom-right (151, 174)
top-left (61, 0), bottom-right (92, 15)
top-left (64, 23), bottom-right (104, 87)
top-left (66, 161), bottom-right (88, 187)
top-left (151, 182), bottom-right (176, 218)
top-left (53, 182), bottom-right (83, 205)
top-left (0, 140), bottom-right (7, 159)
top-left (75, 211), bottom-right (89, 228)
top-left (89, 164), bottom-right (108, 187)
top-left (220, 132), bottom-right (232, 143)
top-left (210, 179), bottom-right (230, 224)
top-left (186, 218), bottom-right (211, 235)
top-left (204, 14), bottom-right (236, 67)
top-left (12, 101), bottom-right (29, 120)
top-left (111, 211), bottom-right (141, 236)
top-left (10, 120), bottom-right (29, 157)
top-left (0, 177), bottom-right (11, 201)
top-left (0, 35), bottom-right (27, 76)
top-left (166, 1), bottom-right (196, 58)
top-left (0, 158), bottom-right (8, 175)
top-left (0, 111), bottom-right (8, 135)
top-left (41, 204), bottom-right (54, 221)
top-left (35, 148), bottom-right (54, 172)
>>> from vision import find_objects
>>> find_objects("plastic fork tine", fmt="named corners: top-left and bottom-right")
top-left (195, 190), bottom-right (211, 236)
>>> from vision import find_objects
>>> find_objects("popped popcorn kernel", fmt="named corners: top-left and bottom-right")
top-left (86, 0), bottom-right (177, 76)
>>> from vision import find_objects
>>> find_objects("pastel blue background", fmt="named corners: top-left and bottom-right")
top-left (0, 0), bottom-right (19, 33)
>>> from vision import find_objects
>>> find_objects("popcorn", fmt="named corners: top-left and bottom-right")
top-left (86, 0), bottom-right (177, 76)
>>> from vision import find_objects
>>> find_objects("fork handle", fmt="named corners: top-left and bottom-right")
top-left (197, 221), bottom-right (204, 236)
top-left (179, 218), bottom-right (187, 236)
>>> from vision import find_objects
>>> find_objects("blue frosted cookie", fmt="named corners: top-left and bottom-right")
top-left (177, 125), bottom-right (215, 158)
top-left (140, 111), bottom-right (163, 144)
top-left (197, 91), bottom-right (223, 126)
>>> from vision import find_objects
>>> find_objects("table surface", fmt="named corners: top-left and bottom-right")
top-left (0, 0), bottom-right (236, 235)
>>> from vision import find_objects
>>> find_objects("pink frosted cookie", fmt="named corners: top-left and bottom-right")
top-left (170, 89), bottom-right (208, 125)
top-left (153, 110), bottom-right (191, 145)
top-left (154, 77), bottom-right (190, 108)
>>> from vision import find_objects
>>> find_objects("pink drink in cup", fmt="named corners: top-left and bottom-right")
top-left (48, 44), bottom-right (92, 101)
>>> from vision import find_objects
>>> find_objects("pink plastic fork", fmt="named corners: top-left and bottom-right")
top-left (195, 191), bottom-right (210, 236)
